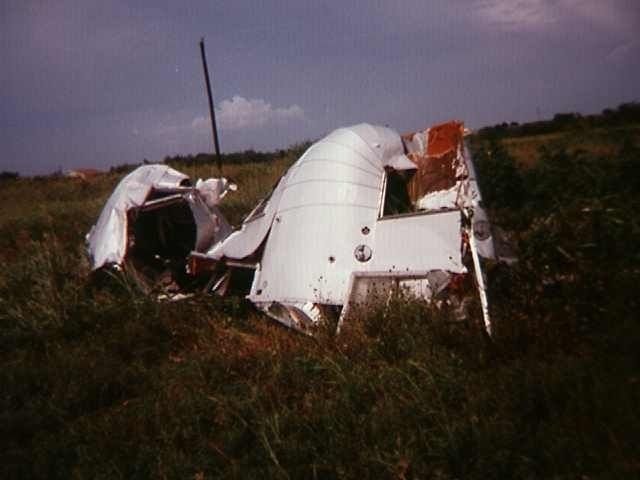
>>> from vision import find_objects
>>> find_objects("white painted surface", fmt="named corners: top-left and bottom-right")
top-left (86, 165), bottom-right (233, 270)
top-left (199, 124), bottom-right (496, 333)
top-left (86, 165), bottom-right (190, 269)
top-left (246, 124), bottom-right (401, 305)
top-left (205, 174), bottom-right (288, 260)
top-left (370, 211), bottom-right (465, 274)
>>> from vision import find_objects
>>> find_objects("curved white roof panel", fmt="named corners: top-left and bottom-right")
top-left (202, 121), bottom-right (495, 331)
top-left (87, 165), bottom-right (233, 272)
top-left (248, 125), bottom-right (403, 304)
top-left (206, 123), bottom-right (407, 263)
top-left (86, 165), bottom-right (190, 270)
top-left (209, 123), bottom-right (470, 308)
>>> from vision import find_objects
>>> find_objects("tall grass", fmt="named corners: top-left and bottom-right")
top-left (490, 124), bottom-right (640, 168)
top-left (1, 127), bottom-right (639, 478)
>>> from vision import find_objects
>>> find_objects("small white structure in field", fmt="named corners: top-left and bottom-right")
top-left (65, 168), bottom-right (101, 181)
top-left (197, 121), bottom-right (496, 332)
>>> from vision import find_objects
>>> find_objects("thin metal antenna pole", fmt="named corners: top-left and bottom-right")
top-left (199, 38), bottom-right (222, 175)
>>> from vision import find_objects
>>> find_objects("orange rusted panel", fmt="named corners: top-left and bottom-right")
top-left (406, 121), bottom-right (465, 202)
top-left (426, 121), bottom-right (464, 158)
top-left (407, 150), bottom-right (457, 201)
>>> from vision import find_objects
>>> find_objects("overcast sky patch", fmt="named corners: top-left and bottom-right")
top-left (1, 1), bottom-right (638, 175)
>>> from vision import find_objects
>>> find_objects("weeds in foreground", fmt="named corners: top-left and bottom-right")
top-left (1, 124), bottom-right (639, 478)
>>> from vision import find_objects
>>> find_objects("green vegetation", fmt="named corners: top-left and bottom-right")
top-left (477, 102), bottom-right (640, 167)
top-left (1, 109), bottom-right (639, 478)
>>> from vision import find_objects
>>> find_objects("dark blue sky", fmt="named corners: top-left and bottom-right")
top-left (1, 0), bottom-right (639, 175)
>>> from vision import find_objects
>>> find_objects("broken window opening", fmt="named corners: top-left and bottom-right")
top-left (381, 122), bottom-right (467, 218)
top-left (380, 167), bottom-right (460, 219)
top-left (382, 169), bottom-right (414, 216)
top-left (127, 198), bottom-right (197, 290)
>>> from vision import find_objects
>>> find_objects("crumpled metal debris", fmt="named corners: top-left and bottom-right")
top-left (88, 121), bottom-right (505, 334)
top-left (86, 165), bottom-right (233, 292)
top-left (197, 121), bottom-right (497, 332)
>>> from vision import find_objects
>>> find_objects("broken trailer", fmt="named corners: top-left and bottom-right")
top-left (87, 121), bottom-right (498, 333)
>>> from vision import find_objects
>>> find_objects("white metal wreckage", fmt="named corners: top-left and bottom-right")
top-left (87, 120), bottom-right (503, 334)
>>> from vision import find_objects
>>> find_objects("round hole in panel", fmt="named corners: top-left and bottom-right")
top-left (354, 244), bottom-right (372, 263)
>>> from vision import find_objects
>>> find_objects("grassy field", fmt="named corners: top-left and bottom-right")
top-left (500, 124), bottom-right (640, 168)
top-left (1, 116), bottom-right (639, 479)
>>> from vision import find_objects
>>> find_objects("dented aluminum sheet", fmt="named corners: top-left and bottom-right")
top-left (199, 121), bottom-right (497, 333)
top-left (86, 165), bottom-right (233, 287)
top-left (233, 125), bottom-right (412, 309)
top-left (88, 120), bottom-right (500, 334)
top-left (87, 165), bottom-right (189, 269)
top-left (204, 174), bottom-right (288, 261)
top-left (403, 122), bottom-right (496, 259)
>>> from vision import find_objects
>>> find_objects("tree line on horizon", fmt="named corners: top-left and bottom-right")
top-left (477, 101), bottom-right (640, 140)
top-left (1, 102), bottom-right (637, 181)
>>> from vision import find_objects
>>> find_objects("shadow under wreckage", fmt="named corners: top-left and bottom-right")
top-left (87, 121), bottom-right (507, 334)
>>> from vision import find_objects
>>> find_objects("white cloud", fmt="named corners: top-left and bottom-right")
top-left (474, 0), bottom-right (634, 33)
top-left (475, 0), bottom-right (557, 31)
top-left (193, 95), bottom-right (304, 132)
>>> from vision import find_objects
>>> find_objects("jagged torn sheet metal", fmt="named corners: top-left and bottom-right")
top-left (86, 165), bottom-right (191, 270)
top-left (86, 165), bottom-right (234, 271)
